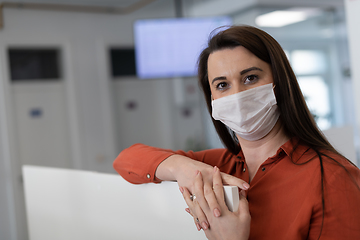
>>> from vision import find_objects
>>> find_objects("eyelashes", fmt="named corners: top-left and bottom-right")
top-left (244, 74), bottom-right (259, 84)
top-left (215, 82), bottom-right (229, 90)
top-left (214, 74), bottom-right (259, 90)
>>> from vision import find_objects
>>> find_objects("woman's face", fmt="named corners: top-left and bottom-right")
top-left (208, 46), bottom-right (274, 100)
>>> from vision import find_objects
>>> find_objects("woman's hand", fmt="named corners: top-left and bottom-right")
top-left (157, 154), bottom-right (250, 194)
top-left (181, 166), bottom-right (251, 240)
top-left (156, 154), bottom-right (249, 230)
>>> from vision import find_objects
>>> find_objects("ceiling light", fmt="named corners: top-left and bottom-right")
top-left (255, 8), bottom-right (321, 27)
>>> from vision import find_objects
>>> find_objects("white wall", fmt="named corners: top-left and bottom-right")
top-left (345, 0), bottom-right (360, 153)
top-left (0, 1), bottom-right (206, 239)
top-left (112, 77), bottom-right (204, 152)
top-left (0, 50), bottom-right (16, 240)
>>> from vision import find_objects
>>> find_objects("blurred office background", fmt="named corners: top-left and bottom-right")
top-left (0, 0), bottom-right (359, 239)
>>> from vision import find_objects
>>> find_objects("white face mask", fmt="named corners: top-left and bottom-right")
top-left (211, 83), bottom-right (280, 141)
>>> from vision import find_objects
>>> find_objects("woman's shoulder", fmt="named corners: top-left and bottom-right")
top-left (321, 150), bottom-right (360, 182)
top-left (289, 140), bottom-right (360, 182)
top-left (304, 147), bottom-right (360, 187)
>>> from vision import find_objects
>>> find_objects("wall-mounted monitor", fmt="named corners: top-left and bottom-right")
top-left (134, 16), bottom-right (232, 79)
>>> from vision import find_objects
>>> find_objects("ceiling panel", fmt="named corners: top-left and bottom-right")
top-left (0, 0), bottom-right (145, 7)
top-left (0, 0), bottom-right (344, 16)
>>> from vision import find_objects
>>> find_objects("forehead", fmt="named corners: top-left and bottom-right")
top-left (208, 46), bottom-right (259, 67)
top-left (207, 46), bottom-right (269, 76)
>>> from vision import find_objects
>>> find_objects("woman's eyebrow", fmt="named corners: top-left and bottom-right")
top-left (211, 76), bottom-right (226, 84)
top-left (240, 67), bottom-right (263, 75)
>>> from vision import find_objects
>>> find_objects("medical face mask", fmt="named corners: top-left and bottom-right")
top-left (211, 83), bottom-right (280, 141)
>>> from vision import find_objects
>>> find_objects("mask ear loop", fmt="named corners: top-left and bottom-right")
top-left (272, 84), bottom-right (277, 96)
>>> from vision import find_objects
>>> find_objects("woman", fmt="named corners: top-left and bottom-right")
top-left (113, 25), bottom-right (360, 240)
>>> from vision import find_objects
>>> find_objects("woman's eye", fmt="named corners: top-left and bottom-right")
top-left (216, 82), bottom-right (228, 90)
top-left (244, 75), bottom-right (258, 84)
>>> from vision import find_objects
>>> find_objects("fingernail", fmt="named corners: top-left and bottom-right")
top-left (179, 187), bottom-right (184, 193)
top-left (213, 166), bottom-right (218, 172)
top-left (243, 182), bottom-right (250, 190)
top-left (214, 208), bottom-right (221, 217)
top-left (185, 208), bottom-right (190, 214)
top-left (196, 223), bottom-right (202, 231)
top-left (201, 221), bottom-right (208, 230)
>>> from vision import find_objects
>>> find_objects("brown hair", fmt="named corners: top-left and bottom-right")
top-left (198, 25), bottom-right (336, 155)
top-left (198, 25), bottom-right (359, 239)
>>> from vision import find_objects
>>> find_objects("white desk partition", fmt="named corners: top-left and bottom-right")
top-left (23, 165), bottom-right (207, 240)
top-left (322, 125), bottom-right (357, 166)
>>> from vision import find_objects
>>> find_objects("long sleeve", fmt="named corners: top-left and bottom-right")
top-left (113, 143), bottom-right (236, 184)
top-left (113, 144), bottom-right (175, 184)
